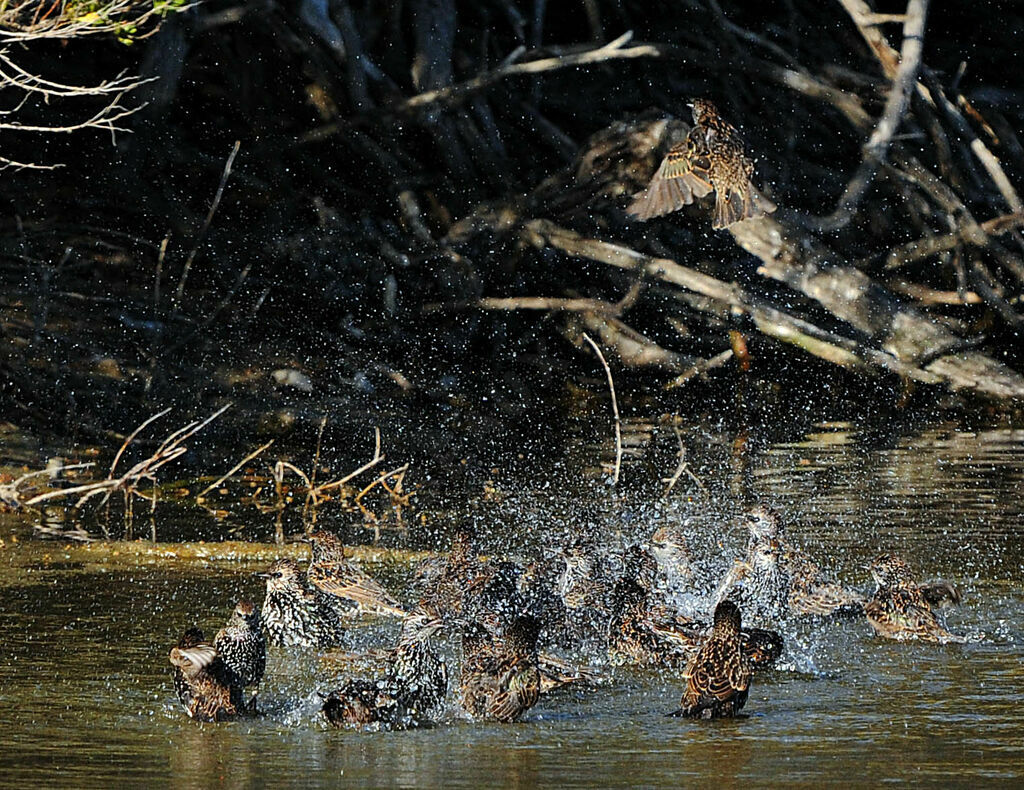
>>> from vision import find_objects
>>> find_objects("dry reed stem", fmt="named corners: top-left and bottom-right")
top-left (399, 31), bottom-right (662, 112)
top-left (23, 404), bottom-right (231, 512)
top-left (582, 332), bottom-right (621, 486)
top-left (662, 426), bottom-right (708, 498)
top-left (196, 439), bottom-right (276, 500)
top-left (173, 139), bottom-right (242, 311)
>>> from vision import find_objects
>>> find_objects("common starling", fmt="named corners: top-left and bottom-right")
top-left (259, 558), bottom-right (346, 647)
top-left (649, 522), bottom-right (695, 599)
top-left (321, 679), bottom-right (401, 729)
top-left (743, 507), bottom-right (865, 617)
top-left (215, 600), bottom-right (266, 690)
top-left (169, 628), bottom-right (244, 722)
top-left (414, 527), bottom-right (488, 620)
top-left (671, 600), bottom-right (752, 719)
top-left (627, 98), bottom-right (776, 229)
top-left (305, 530), bottom-right (407, 617)
top-left (383, 610), bottom-right (449, 721)
top-left (920, 580), bottom-right (962, 609)
top-left (739, 627), bottom-right (785, 670)
top-left (864, 554), bottom-right (966, 644)
top-left (611, 545), bottom-right (783, 671)
top-left (715, 535), bottom-right (790, 628)
top-left (607, 545), bottom-right (703, 667)
top-left (460, 614), bottom-right (542, 723)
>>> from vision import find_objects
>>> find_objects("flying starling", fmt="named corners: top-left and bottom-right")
top-left (864, 554), bottom-right (966, 644)
top-left (215, 600), bottom-right (267, 690)
top-left (305, 530), bottom-right (407, 617)
top-left (627, 98), bottom-right (776, 229)
top-left (715, 535), bottom-right (790, 628)
top-left (259, 558), bottom-right (346, 648)
top-left (743, 507), bottom-right (865, 617)
top-left (383, 610), bottom-right (449, 722)
top-left (169, 628), bottom-right (245, 722)
top-left (671, 600), bottom-right (752, 719)
top-left (460, 614), bottom-right (542, 723)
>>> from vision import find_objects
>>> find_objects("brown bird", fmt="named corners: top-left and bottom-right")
top-left (671, 600), bottom-right (752, 719)
top-left (607, 544), bottom-right (704, 667)
top-left (169, 628), bottom-right (245, 722)
top-left (305, 530), bottom-right (407, 618)
top-left (714, 535), bottom-right (791, 628)
top-left (864, 554), bottom-right (966, 644)
top-left (413, 527), bottom-right (488, 620)
top-left (742, 507), bottom-right (866, 617)
top-left (321, 680), bottom-right (401, 729)
top-left (460, 614), bottom-right (542, 723)
top-left (627, 99), bottom-right (775, 229)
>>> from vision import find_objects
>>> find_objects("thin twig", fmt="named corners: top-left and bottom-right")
top-left (354, 463), bottom-right (411, 505)
top-left (582, 332), bottom-right (621, 486)
top-left (316, 427), bottom-right (384, 491)
top-left (173, 140), bottom-right (241, 311)
top-left (662, 426), bottom-right (708, 497)
top-left (399, 31), bottom-right (662, 112)
top-left (109, 408), bottom-right (172, 477)
top-left (196, 439), bottom-right (275, 500)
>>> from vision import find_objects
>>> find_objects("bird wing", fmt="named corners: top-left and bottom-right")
top-left (626, 130), bottom-right (714, 221)
top-left (681, 640), bottom-right (741, 714)
top-left (309, 561), bottom-right (407, 616)
top-left (789, 581), bottom-right (865, 616)
top-left (170, 643), bottom-right (219, 671)
top-left (489, 659), bottom-right (540, 722)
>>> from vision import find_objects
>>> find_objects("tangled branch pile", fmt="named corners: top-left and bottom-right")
top-left (2, 0), bottom-right (1022, 440)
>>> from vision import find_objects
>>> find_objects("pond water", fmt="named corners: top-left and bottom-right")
top-left (1, 408), bottom-right (1022, 787)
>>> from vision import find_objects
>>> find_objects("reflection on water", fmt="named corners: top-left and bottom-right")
top-left (1, 413), bottom-right (1023, 786)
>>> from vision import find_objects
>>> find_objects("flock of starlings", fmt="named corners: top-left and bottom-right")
top-left (170, 101), bottom-right (963, 726)
top-left (169, 505), bottom-right (965, 726)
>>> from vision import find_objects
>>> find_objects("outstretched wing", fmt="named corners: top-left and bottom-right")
top-left (309, 561), bottom-right (407, 616)
top-left (627, 129), bottom-right (714, 221)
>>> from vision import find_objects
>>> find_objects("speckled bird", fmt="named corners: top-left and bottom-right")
top-left (414, 527), bottom-right (488, 620)
top-left (259, 558), bottom-right (346, 647)
top-left (383, 610), bottom-right (449, 721)
top-left (169, 628), bottom-right (245, 722)
top-left (460, 614), bottom-right (542, 723)
top-left (743, 507), bottom-right (865, 617)
top-left (627, 98), bottom-right (775, 229)
top-left (672, 600), bottom-right (752, 719)
top-left (215, 600), bottom-right (266, 690)
top-left (715, 535), bottom-right (790, 628)
top-left (864, 554), bottom-right (965, 644)
top-left (305, 530), bottom-right (407, 617)
top-left (649, 522), bottom-right (695, 601)
top-left (611, 544), bottom-right (783, 671)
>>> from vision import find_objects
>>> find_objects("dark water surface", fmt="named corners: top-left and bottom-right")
top-left (1, 413), bottom-right (1023, 787)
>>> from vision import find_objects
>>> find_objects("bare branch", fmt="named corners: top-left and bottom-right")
top-left (814, 0), bottom-right (930, 231)
top-left (582, 332), bottom-right (622, 486)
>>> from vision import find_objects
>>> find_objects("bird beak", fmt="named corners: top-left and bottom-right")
top-left (255, 571), bottom-right (272, 579)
